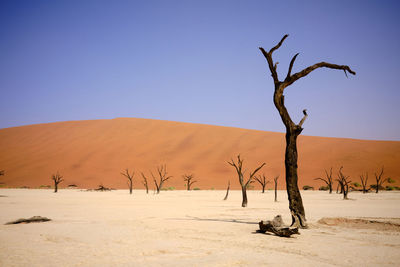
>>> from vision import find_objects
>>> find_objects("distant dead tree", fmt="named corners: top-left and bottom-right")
top-left (359, 172), bottom-right (369, 193)
top-left (254, 174), bottom-right (270, 193)
top-left (51, 172), bottom-right (64, 193)
top-left (183, 174), bottom-right (196, 191)
top-left (259, 35), bottom-right (355, 227)
top-left (228, 155), bottom-right (265, 207)
top-left (151, 164), bottom-right (172, 194)
top-left (141, 172), bottom-right (149, 194)
top-left (223, 180), bottom-right (230, 200)
top-left (314, 167), bottom-right (333, 194)
top-left (0, 170), bottom-right (4, 176)
top-left (274, 175), bottom-right (279, 202)
top-left (336, 167), bottom-right (351, 200)
top-left (120, 168), bottom-right (134, 194)
top-left (374, 166), bottom-right (389, 193)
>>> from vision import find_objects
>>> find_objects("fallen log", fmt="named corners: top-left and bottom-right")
top-left (5, 216), bottom-right (51, 225)
top-left (258, 215), bottom-right (299, 237)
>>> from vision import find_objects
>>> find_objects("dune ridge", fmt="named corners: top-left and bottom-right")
top-left (0, 118), bottom-right (399, 190)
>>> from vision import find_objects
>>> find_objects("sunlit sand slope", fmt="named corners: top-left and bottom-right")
top-left (0, 118), bottom-right (399, 189)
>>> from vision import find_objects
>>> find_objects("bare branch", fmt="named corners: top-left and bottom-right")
top-left (285, 62), bottom-right (356, 87)
top-left (259, 47), bottom-right (279, 83)
top-left (286, 53), bottom-right (299, 80)
top-left (314, 177), bottom-right (328, 184)
top-left (250, 163), bottom-right (266, 179)
top-left (270, 34), bottom-right (289, 54)
top-left (121, 168), bottom-right (134, 181)
top-left (298, 109), bottom-right (308, 127)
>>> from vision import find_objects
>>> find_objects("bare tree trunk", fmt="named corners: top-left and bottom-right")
top-left (141, 173), bottom-right (149, 194)
top-left (223, 181), bottom-right (230, 200)
top-left (54, 182), bottom-right (58, 193)
top-left (274, 176), bottom-right (278, 202)
top-left (285, 131), bottom-right (305, 225)
top-left (121, 169), bottom-right (134, 195)
top-left (336, 167), bottom-right (351, 200)
top-left (360, 173), bottom-right (368, 193)
top-left (241, 187), bottom-right (248, 207)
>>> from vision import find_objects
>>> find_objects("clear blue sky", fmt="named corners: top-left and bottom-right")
top-left (1, 0), bottom-right (399, 140)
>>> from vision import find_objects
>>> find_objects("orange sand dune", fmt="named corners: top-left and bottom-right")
top-left (0, 118), bottom-right (399, 190)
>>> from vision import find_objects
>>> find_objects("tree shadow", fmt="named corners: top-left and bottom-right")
top-left (171, 216), bottom-right (258, 225)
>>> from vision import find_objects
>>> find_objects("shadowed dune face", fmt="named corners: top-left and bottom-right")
top-left (0, 118), bottom-right (399, 190)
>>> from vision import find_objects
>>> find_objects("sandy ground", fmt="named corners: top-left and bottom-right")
top-left (0, 189), bottom-right (399, 266)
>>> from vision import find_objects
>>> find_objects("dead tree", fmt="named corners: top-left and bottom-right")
top-left (359, 172), bottom-right (369, 193)
top-left (183, 174), bottom-right (197, 191)
top-left (259, 35), bottom-right (355, 227)
top-left (336, 167), bottom-right (351, 200)
top-left (228, 155), bottom-right (265, 207)
top-left (223, 180), bottom-right (230, 200)
top-left (141, 172), bottom-right (149, 194)
top-left (151, 164), bottom-right (172, 194)
top-left (121, 168), bottom-right (134, 194)
top-left (254, 174), bottom-right (270, 193)
top-left (0, 170), bottom-right (4, 176)
top-left (51, 172), bottom-right (64, 193)
top-left (274, 175), bottom-right (279, 202)
top-left (374, 167), bottom-right (389, 193)
top-left (314, 167), bottom-right (334, 193)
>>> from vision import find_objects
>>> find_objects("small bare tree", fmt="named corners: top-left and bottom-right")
top-left (314, 167), bottom-right (334, 193)
top-left (0, 170), bottom-right (4, 176)
top-left (151, 164), bottom-right (172, 194)
top-left (121, 168), bottom-right (134, 194)
top-left (274, 175), bottom-right (279, 202)
top-left (141, 172), bottom-right (149, 194)
top-left (254, 174), bottom-right (270, 193)
top-left (359, 172), bottom-right (369, 193)
top-left (223, 180), bottom-right (230, 200)
top-left (374, 167), bottom-right (389, 193)
top-left (51, 172), bottom-right (63, 193)
top-left (183, 174), bottom-right (197, 191)
top-left (228, 155), bottom-right (266, 207)
top-left (336, 167), bottom-right (351, 200)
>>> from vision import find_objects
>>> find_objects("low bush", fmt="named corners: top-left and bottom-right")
top-left (319, 185), bottom-right (329, 191)
top-left (303, 185), bottom-right (314, 190)
top-left (370, 184), bottom-right (385, 191)
top-left (161, 186), bottom-right (175, 191)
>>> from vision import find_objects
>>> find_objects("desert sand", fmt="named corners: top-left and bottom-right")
top-left (0, 118), bottom-right (399, 190)
top-left (0, 189), bottom-right (399, 266)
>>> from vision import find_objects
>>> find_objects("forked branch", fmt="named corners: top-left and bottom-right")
top-left (259, 34), bottom-right (356, 87)
top-left (285, 61), bottom-right (356, 86)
